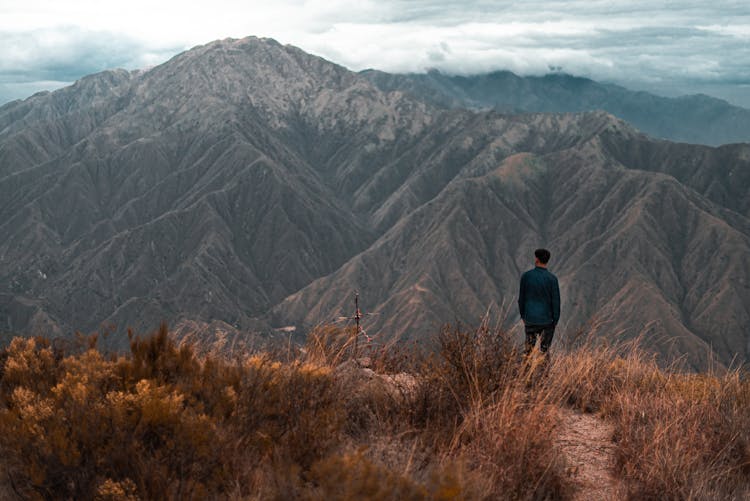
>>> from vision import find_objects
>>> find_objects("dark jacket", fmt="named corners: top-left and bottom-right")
top-left (518, 266), bottom-right (560, 326)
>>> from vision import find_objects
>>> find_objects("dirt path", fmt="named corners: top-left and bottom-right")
top-left (555, 409), bottom-right (622, 500)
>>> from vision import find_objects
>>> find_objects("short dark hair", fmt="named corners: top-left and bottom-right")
top-left (535, 248), bottom-right (551, 264)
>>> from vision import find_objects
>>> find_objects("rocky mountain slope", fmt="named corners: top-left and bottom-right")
top-left (362, 70), bottom-right (750, 146)
top-left (1, 37), bottom-right (748, 367)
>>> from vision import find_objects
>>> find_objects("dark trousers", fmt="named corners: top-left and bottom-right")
top-left (524, 323), bottom-right (555, 355)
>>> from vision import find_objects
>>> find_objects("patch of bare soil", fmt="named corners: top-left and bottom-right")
top-left (556, 409), bottom-right (623, 500)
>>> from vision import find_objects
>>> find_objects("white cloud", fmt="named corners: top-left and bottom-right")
top-left (0, 28), bottom-right (184, 81)
top-left (1, 0), bottom-right (749, 107)
top-left (696, 24), bottom-right (750, 38)
top-left (0, 80), bottom-right (70, 104)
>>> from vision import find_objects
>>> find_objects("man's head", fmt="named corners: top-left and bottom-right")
top-left (534, 248), bottom-right (551, 267)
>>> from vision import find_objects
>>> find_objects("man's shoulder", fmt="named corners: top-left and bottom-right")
top-left (535, 267), bottom-right (559, 282)
top-left (543, 268), bottom-right (559, 281)
top-left (522, 267), bottom-right (558, 280)
top-left (521, 268), bottom-right (535, 279)
top-left (525, 267), bottom-right (548, 275)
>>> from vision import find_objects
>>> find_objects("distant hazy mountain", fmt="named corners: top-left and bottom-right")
top-left (361, 69), bottom-right (750, 147)
top-left (1, 37), bottom-right (748, 368)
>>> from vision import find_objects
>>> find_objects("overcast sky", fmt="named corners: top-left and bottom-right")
top-left (1, 0), bottom-right (749, 107)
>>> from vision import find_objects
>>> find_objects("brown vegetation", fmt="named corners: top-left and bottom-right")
top-left (0, 323), bottom-right (748, 500)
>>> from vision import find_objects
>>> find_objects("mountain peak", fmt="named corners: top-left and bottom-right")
top-left (134, 35), bottom-right (360, 113)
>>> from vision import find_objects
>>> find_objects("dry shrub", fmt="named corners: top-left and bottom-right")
top-left (0, 329), bottom-right (228, 500)
top-left (298, 322), bottom-right (573, 499)
top-left (546, 338), bottom-right (663, 413)
top-left (94, 478), bottom-right (140, 500)
top-left (306, 450), bottom-right (462, 500)
top-left (400, 324), bottom-right (573, 499)
top-left (5, 320), bottom-right (748, 499)
top-left (435, 323), bottom-right (514, 407)
top-left (303, 324), bottom-right (356, 366)
top-left (0, 337), bottom-right (58, 399)
top-left (0, 325), bottom-right (345, 500)
top-left (546, 335), bottom-right (750, 499)
top-left (232, 355), bottom-right (344, 472)
top-left (451, 390), bottom-right (572, 500)
top-left (333, 361), bottom-right (410, 436)
top-left (604, 370), bottom-right (750, 500)
top-left (407, 324), bottom-right (519, 441)
top-left (304, 325), bottom-right (414, 439)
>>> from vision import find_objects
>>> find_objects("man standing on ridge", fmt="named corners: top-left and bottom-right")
top-left (518, 248), bottom-right (560, 356)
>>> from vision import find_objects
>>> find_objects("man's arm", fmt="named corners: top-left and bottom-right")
top-left (552, 276), bottom-right (560, 325)
top-left (518, 273), bottom-right (526, 320)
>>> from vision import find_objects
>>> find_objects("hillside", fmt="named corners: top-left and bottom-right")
top-left (1, 36), bottom-right (749, 367)
top-left (362, 69), bottom-right (750, 146)
top-left (0, 325), bottom-right (748, 499)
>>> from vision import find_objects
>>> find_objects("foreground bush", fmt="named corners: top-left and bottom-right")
top-left (605, 371), bottom-right (750, 500)
top-left (0, 325), bottom-right (345, 500)
top-left (546, 339), bottom-right (750, 500)
top-left (0, 323), bottom-right (748, 499)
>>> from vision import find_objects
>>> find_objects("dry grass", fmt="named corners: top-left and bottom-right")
top-left (0, 322), bottom-right (748, 500)
top-left (544, 336), bottom-right (750, 500)
top-left (604, 370), bottom-right (750, 500)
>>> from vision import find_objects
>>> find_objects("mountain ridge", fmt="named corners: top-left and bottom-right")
top-left (361, 68), bottom-right (750, 147)
top-left (1, 36), bottom-right (748, 368)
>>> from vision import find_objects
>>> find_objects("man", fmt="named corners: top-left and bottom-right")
top-left (518, 248), bottom-right (560, 356)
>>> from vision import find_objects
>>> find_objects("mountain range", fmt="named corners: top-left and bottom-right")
top-left (1, 37), bottom-right (748, 368)
top-left (362, 69), bottom-right (750, 147)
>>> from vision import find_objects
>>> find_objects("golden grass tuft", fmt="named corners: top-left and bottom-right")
top-left (0, 322), bottom-right (748, 499)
